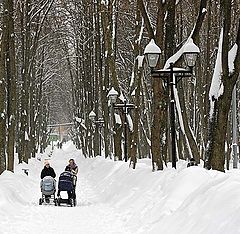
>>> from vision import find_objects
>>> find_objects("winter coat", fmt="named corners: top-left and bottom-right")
top-left (41, 166), bottom-right (56, 179)
top-left (65, 163), bottom-right (78, 175)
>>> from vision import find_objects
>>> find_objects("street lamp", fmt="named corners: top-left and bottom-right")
top-left (88, 111), bottom-right (104, 156)
top-left (108, 87), bottom-right (118, 104)
top-left (182, 39), bottom-right (200, 67)
top-left (107, 88), bottom-right (135, 162)
top-left (95, 118), bottom-right (104, 156)
top-left (89, 110), bottom-right (96, 122)
top-left (144, 38), bottom-right (200, 168)
top-left (144, 39), bottom-right (161, 69)
top-left (107, 87), bottom-right (118, 159)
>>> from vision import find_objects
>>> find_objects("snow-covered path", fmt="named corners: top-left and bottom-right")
top-left (0, 143), bottom-right (131, 234)
top-left (2, 142), bottom-right (240, 234)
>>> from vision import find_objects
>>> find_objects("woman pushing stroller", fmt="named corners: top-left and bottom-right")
top-left (41, 160), bottom-right (56, 179)
top-left (56, 159), bottom-right (78, 206)
top-left (39, 160), bottom-right (57, 205)
top-left (65, 159), bottom-right (78, 200)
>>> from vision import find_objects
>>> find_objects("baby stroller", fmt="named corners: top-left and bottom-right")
top-left (39, 176), bottom-right (57, 205)
top-left (56, 171), bottom-right (76, 207)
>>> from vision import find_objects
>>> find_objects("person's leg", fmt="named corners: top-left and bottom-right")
top-left (67, 191), bottom-right (72, 200)
top-left (73, 176), bottom-right (77, 186)
top-left (45, 195), bottom-right (50, 203)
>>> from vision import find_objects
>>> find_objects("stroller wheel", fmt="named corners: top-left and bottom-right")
top-left (54, 199), bottom-right (57, 206)
top-left (39, 198), bottom-right (43, 205)
top-left (45, 197), bottom-right (50, 203)
top-left (57, 198), bottom-right (61, 206)
top-left (73, 199), bottom-right (77, 207)
top-left (69, 198), bottom-right (74, 207)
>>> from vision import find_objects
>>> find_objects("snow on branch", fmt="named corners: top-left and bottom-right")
top-left (209, 29), bottom-right (224, 98)
top-left (75, 117), bottom-right (87, 130)
top-left (127, 114), bottom-right (133, 132)
top-left (228, 44), bottom-right (238, 74)
top-left (209, 28), bottom-right (238, 118)
top-left (209, 29), bottom-right (223, 118)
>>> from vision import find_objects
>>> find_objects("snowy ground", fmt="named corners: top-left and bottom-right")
top-left (1, 141), bottom-right (240, 234)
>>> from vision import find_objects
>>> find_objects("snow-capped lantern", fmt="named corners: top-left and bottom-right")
top-left (107, 87), bottom-right (118, 104)
top-left (89, 110), bottom-right (96, 122)
top-left (144, 39), bottom-right (161, 69)
top-left (183, 38), bottom-right (200, 68)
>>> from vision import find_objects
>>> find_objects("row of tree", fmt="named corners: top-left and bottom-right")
top-left (0, 0), bottom-right (55, 174)
top-left (66, 0), bottom-right (240, 172)
top-left (0, 0), bottom-right (239, 174)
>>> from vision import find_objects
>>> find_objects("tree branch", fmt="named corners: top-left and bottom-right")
top-left (139, 0), bottom-right (155, 39)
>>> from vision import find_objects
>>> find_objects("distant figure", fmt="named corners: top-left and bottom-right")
top-left (57, 142), bottom-right (60, 149)
top-left (59, 142), bottom-right (63, 149)
top-left (187, 158), bottom-right (198, 167)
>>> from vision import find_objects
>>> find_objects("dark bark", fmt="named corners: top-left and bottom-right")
top-left (207, 2), bottom-right (240, 171)
top-left (6, 0), bottom-right (17, 171)
top-left (178, 82), bottom-right (200, 162)
top-left (138, 0), bottom-right (155, 39)
top-left (192, 0), bottom-right (208, 43)
top-left (101, 1), bottom-right (122, 160)
top-left (0, 2), bottom-right (8, 174)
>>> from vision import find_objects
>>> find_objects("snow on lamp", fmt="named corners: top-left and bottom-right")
top-left (107, 87), bottom-right (118, 104)
top-left (183, 38), bottom-right (200, 68)
top-left (89, 110), bottom-right (96, 122)
top-left (144, 39), bottom-right (161, 69)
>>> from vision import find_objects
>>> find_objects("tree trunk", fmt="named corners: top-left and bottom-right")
top-left (207, 1), bottom-right (240, 171)
top-left (5, 0), bottom-right (16, 171)
top-left (178, 81), bottom-right (200, 162)
top-left (0, 2), bottom-right (8, 174)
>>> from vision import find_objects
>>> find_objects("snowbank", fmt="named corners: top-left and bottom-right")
top-left (79, 156), bottom-right (240, 234)
top-left (1, 142), bottom-right (240, 234)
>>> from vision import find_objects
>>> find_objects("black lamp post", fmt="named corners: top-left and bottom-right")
top-left (107, 87), bottom-right (118, 159)
top-left (144, 38), bottom-right (200, 168)
top-left (89, 111), bottom-right (104, 156)
top-left (95, 118), bottom-right (104, 156)
top-left (108, 88), bottom-right (135, 162)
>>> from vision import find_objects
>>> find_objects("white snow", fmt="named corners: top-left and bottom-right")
top-left (25, 131), bottom-right (29, 141)
top-left (174, 75), bottom-right (193, 158)
top-left (228, 44), bottom-right (238, 74)
top-left (1, 112), bottom-right (5, 118)
top-left (114, 113), bottom-right (122, 125)
top-left (1, 142), bottom-right (240, 233)
top-left (127, 114), bottom-right (133, 132)
top-left (75, 116), bottom-right (83, 123)
top-left (118, 93), bottom-right (125, 102)
top-left (164, 38), bottom-right (199, 69)
top-left (209, 29), bottom-right (224, 117)
top-left (130, 70), bottom-right (135, 87)
top-left (75, 117), bottom-right (87, 130)
top-left (209, 30), bottom-right (238, 118)
top-left (137, 55), bottom-right (144, 69)
top-left (144, 39), bottom-right (161, 54)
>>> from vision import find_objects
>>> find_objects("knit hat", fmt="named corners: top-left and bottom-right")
top-left (44, 160), bottom-right (50, 166)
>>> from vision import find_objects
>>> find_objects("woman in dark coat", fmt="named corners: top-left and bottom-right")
top-left (65, 159), bottom-right (78, 175)
top-left (41, 161), bottom-right (56, 179)
top-left (65, 159), bottom-right (78, 201)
